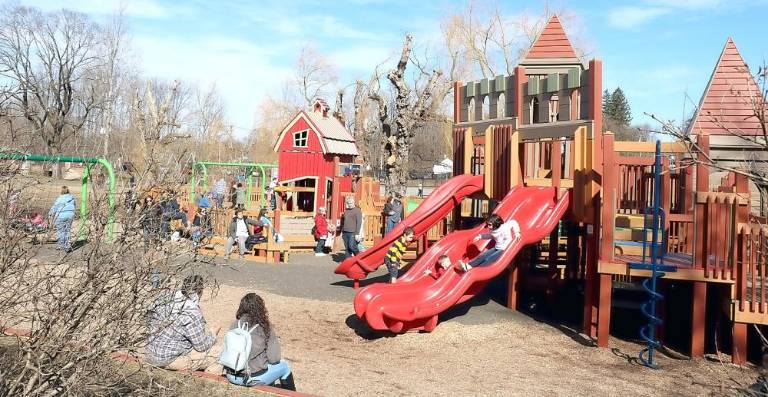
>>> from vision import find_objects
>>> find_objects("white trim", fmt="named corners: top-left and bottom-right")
top-left (272, 111), bottom-right (329, 154)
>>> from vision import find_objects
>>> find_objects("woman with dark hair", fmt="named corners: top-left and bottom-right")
top-left (223, 293), bottom-right (295, 390)
top-left (457, 214), bottom-right (521, 271)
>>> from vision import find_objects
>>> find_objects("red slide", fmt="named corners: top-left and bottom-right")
top-left (334, 174), bottom-right (484, 281)
top-left (353, 187), bottom-right (569, 333)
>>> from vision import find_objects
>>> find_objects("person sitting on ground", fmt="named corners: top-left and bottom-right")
top-left (313, 207), bottom-right (329, 257)
top-left (190, 207), bottom-right (212, 249)
top-left (224, 209), bottom-right (263, 261)
top-left (457, 214), bottom-right (521, 272)
top-left (48, 186), bottom-right (76, 251)
top-left (384, 227), bottom-right (415, 284)
top-left (234, 183), bottom-right (246, 210)
top-left (146, 275), bottom-right (220, 372)
top-left (221, 293), bottom-right (296, 390)
top-left (423, 255), bottom-right (453, 279)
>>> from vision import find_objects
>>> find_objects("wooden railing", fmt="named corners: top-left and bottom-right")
top-left (696, 192), bottom-right (747, 280)
top-left (667, 213), bottom-right (694, 254)
top-left (736, 223), bottom-right (768, 314)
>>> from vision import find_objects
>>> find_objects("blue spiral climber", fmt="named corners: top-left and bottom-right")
top-left (628, 141), bottom-right (677, 369)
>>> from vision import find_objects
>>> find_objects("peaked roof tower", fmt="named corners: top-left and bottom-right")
top-left (689, 38), bottom-right (764, 136)
top-left (520, 15), bottom-right (580, 66)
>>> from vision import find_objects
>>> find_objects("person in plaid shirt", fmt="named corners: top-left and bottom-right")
top-left (146, 275), bottom-right (220, 371)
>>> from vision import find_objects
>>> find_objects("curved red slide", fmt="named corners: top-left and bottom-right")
top-left (354, 187), bottom-right (569, 333)
top-left (334, 174), bottom-right (484, 281)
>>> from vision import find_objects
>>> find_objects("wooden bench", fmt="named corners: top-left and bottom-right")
top-left (198, 225), bottom-right (290, 263)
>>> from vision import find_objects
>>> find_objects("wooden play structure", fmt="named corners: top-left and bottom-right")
top-left (448, 17), bottom-right (767, 365)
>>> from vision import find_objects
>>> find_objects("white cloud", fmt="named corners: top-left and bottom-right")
top-left (607, 6), bottom-right (671, 29)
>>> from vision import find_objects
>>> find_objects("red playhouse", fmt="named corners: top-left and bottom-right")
top-left (338, 16), bottom-right (767, 367)
top-left (273, 99), bottom-right (359, 225)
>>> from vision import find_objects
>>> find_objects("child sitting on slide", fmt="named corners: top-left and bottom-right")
top-left (457, 214), bottom-right (521, 272)
top-left (423, 255), bottom-right (452, 279)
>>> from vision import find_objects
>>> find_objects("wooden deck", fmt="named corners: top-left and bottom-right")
top-left (598, 253), bottom-right (735, 284)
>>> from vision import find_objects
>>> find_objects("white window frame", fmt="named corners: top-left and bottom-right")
top-left (293, 130), bottom-right (309, 148)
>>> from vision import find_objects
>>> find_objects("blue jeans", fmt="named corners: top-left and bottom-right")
top-left (54, 216), bottom-right (73, 250)
top-left (315, 238), bottom-right (326, 253)
top-left (469, 248), bottom-right (503, 268)
top-left (226, 360), bottom-right (292, 386)
top-left (342, 232), bottom-right (358, 258)
top-left (385, 217), bottom-right (401, 236)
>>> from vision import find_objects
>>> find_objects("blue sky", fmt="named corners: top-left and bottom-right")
top-left (22, 0), bottom-right (768, 135)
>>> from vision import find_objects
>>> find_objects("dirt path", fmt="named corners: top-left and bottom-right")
top-left (199, 282), bottom-right (759, 397)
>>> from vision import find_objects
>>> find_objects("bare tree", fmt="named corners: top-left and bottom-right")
top-left (0, 7), bottom-right (108, 176)
top-left (369, 35), bottom-right (443, 195)
top-left (293, 45), bottom-right (338, 106)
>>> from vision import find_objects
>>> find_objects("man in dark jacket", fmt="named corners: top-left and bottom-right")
top-left (341, 196), bottom-right (363, 258)
top-left (224, 209), bottom-right (263, 260)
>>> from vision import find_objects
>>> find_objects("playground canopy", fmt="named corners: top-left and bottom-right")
top-left (0, 152), bottom-right (116, 241)
top-left (189, 161), bottom-right (277, 208)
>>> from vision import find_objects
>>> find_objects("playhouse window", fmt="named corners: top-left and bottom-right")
top-left (293, 130), bottom-right (308, 147)
top-left (531, 97), bottom-right (540, 124)
top-left (549, 94), bottom-right (559, 122)
top-left (497, 93), bottom-right (506, 118)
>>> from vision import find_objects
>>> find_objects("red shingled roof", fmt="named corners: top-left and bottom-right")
top-left (522, 15), bottom-right (578, 60)
top-left (689, 38), bottom-right (765, 136)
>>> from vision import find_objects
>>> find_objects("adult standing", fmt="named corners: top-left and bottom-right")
top-left (48, 186), bottom-right (76, 251)
top-left (213, 178), bottom-right (228, 208)
top-left (341, 196), bottom-right (363, 258)
top-left (385, 194), bottom-right (403, 236)
top-left (140, 196), bottom-right (162, 252)
top-left (417, 182), bottom-right (424, 198)
top-left (313, 207), bottom-right (329, 257)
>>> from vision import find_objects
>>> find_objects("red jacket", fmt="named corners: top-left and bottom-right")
top-left (314, 215), bottom-right (329, 238)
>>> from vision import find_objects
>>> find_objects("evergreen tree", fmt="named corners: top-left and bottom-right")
top-left (610, 87), bottom-right (632, 128)
top-left (601, 89), bottom-right (613, 131)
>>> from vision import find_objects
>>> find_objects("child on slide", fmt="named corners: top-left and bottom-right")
top-left (457, 214), bottom-right (521, 272)
top-left (423, 255), bottom-right (453, 279)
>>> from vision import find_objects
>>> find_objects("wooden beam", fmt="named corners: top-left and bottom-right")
top-left (732, 322), bottom-right (748, 365)
top-left (597, 261), bottom-right (735, 284)
top-left (524, 178), bottom-right (574, 188)
top-left (695, 192), bottom-right (750, 205)
top-left (613, 141), bottom-right (689, 154)
top-left (600, 133), bottom-right (616, 262)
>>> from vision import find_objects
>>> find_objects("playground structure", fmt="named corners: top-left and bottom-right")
top-left (0, 152), bottom-right (117, 241)
top-left (187, 161), bottom-right (277, 209)
top-left (338, 17), bottom-right (768, 366)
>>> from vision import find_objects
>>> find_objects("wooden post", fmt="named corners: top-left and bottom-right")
top-left (509, 131), bottom-right (521, 187)
top-left (453, 81), bottom-right (463, 123)
top-left (463, 128), bottom-right (473, 175)
top-left (732, 173), bottom-right (749, 365)
top-left (484, 125), bottom-right (494, 198)
top-left (597, 273), bottom-right (612, 347)
top-left (507, 261), bottom-right (519, 310)
top-left (600, 132), bottom-right (615, 262)
top-left (691, 281), bottom-right (706, 357)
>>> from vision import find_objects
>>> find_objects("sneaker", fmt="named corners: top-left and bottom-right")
top-left (457, 260), bottom-right (470, 272)
top-left (314, 253), bottom-right (326, 257)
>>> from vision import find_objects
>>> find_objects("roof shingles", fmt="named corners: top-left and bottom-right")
top-left (690, 38), bottom-right (765, 136)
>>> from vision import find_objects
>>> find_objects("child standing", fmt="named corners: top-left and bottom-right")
top-left (458, 214), bottom-right (521, 271)
top-left (384, 227), bottom-right (415, 284)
